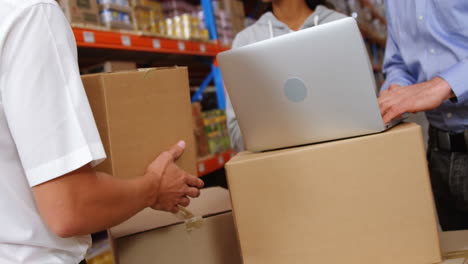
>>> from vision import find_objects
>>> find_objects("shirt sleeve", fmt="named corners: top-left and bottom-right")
top-left (438, 58), bottom-right (468, 102)
top-left (380, 2), bottom-right (416, 92)
top-left (0, 3), bottom-right (106, 187)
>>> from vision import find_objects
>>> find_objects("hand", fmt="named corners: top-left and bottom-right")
top-left (378, 77), bottom-right (454, 124)
top-left (145, 141), bottom-right (204, 213)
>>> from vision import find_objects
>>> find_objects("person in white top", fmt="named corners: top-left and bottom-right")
top-left (0, 0), bottom-right (204, 263)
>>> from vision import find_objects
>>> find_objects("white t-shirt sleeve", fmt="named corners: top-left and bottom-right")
top-left (0, 2), bottom-right (106, 187)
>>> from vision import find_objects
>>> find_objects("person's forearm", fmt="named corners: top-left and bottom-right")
top-left (33, 165), bottom-right (155, 237)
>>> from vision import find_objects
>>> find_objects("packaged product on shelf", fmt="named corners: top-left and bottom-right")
top-left (97, 0), bottom-right (129, 6)
top-left (192, 103), bottom-right (210, 158)
top-left (132, 6), bottom-right (152, 32)
top-left (215, 10), bottom-right (232, 30)
top-left (80, 61), bottom-right (137, 74)
top-left (162, 0), bottom-right (195, 18)
top-left (202, 110), bottom-right (231, 154)
top-left (57, 0), bottom-right (100, 25)
top-left (100, 8), bottom-right (132, 28)
top-left (98, 0), bottom-right (134, 29)
top-left (130, 0), bottom-right (162, 9)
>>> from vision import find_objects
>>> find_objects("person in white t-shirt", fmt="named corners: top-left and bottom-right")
top-left (0, 1), bottom-right (204, 263)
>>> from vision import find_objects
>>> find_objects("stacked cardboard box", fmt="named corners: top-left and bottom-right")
top-left (440, 231), bottom-right (468, 263)
top-left (109, 187), bottom-right (242, 264)
top-left (226, 123), bottom-right (442, 263)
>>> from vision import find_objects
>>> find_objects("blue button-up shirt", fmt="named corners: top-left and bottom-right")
top-left (382, 1), bottom-right (468, 133)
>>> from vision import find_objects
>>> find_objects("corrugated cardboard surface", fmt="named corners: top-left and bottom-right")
top-left (226, 123), bottom-right (441, 264)
top-left (81, 67), bottom-right (197, 179)
top-left (114, 187), bottom-right (242, 264)
top-left (109, 187), bottom-right (233, 238)
top-left (440, 231), bottom-right (468, 263)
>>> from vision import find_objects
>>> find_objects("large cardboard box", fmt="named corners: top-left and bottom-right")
top-left (81, 67), bottom-right (197, 179)
top-left (226, 123), bottom-right (441, 264)
top-left (440, 231), bottom-right (468, 263)
top-left (109, 187), bottom-right (242, 264)
top-left (58, 0), bottom-right (100, 25)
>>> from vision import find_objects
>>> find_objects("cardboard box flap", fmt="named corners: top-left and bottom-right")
top-left (109, 187), bottom-right (232, 238)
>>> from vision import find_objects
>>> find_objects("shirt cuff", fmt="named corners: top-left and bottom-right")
top-left (26, 142), bottom-right (106, 187)
top-left (438, 62), bottom-right (468, 102)
top-left (380, 77), bottom-right (413, 93)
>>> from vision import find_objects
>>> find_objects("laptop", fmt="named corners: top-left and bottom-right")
top-left (218, 17), bottom-right (398, 152)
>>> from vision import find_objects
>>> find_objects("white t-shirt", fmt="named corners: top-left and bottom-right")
top-left (0, 0), bottom-right (106, 263)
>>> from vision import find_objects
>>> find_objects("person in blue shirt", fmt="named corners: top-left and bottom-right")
top-left (378, 1), bottom-right (468, 231)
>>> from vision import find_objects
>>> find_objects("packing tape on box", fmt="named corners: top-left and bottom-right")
top-left (178, 205), bottom-right (204, 232)
top-left (445, 250), bottom-right (468, 260)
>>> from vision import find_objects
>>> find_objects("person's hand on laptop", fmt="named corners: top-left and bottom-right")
top-left (378, 77), bottom-right (454, 123)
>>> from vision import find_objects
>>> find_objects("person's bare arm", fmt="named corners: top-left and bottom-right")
top-left (32, 141), bottom-right (204, 238)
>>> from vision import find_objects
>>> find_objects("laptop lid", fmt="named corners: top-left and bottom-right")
top-left (218, 17), bottom-right (386, 152)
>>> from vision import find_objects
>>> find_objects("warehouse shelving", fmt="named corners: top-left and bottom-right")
top-left (73, 27), bottom-right (229, 56)
top-left (197, 149), bottom-right (235, 176)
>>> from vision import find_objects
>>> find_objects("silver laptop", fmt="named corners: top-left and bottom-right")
top-left (218, 17), bottom-right (396, 152)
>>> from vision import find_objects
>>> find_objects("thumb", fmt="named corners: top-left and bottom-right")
top-left (167, 140), bottom-right (186, 160)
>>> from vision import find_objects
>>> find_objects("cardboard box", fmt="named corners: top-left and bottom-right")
top-left (440, 231), bottom-right (468, 263)
top-left (81, 61), bottom-right (137, 74)
top-left (226, 123), bottom-right (441, 264)
top-left (58, 0), bottom-right (100, 24)
top-left (81, 67), bottom-right (197, 179)
top-left (109, 187), bottom-right (242, 264)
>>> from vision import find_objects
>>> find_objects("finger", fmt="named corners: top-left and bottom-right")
top-left (167, 140), bottom-right (186, 160)
top-left (170, 205), bottom-right (179, 214)
top-left (378, 99), bottom-right (390, 118)
top-left (185, 187), bottom-right (201, 198)
top-left (383, 106), bottom-right (400, 124)
top-left (185, 174), bottom-right (204, 188)
top-left (179, 196), bottom-right (190, 207)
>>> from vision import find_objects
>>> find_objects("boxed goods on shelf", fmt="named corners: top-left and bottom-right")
top-left (162, 0), bottom-right (196, 17)
top-left (130, 0), bottom-right (165, 34)
top-left (57, 0), bottom-right (100, 25)
top-left (98, 0), bottom-right (130, 6)
top-left (226, 123), bottom-right (442, 264)
top-left (203, 110), bottom-right (230, 155)
top-left (192, 103), bottom-right (210, 158)
top-left (80, 61), bottom-right (137, 74)
top-left (98, 0), bottom-right (134, 29)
